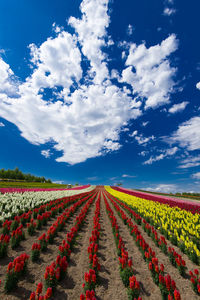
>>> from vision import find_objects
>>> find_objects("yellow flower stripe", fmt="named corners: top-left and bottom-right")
top-left (105, 186), bottom-right (200, 259)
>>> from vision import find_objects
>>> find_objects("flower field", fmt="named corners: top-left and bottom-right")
top-left (0, 186), bottom-right (199, 299)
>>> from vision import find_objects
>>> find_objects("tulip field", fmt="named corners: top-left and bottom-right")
top-left (0, 186), bottom-right (199, 299)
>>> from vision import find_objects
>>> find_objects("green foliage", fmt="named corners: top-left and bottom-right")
top-left (120, 267), bottom-right (134, 287)
top-left (0, 167), bottom-right (52, 184)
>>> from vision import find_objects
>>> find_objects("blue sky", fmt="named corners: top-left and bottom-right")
top-left (0, 0), bottom-right (200, 192)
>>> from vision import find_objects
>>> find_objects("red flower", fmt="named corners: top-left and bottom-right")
top-left (7, 262), bottom-right (13, 272)
top-left (92, 274), bottom-right (96, 283)
top-left (194, 269), bottom-right (199, 276)
top-left (160, 264), bottom-right (164, 272)
top-left (171, 280), bottom-right (176, 290)
top-left (197, 284), bottom-right (200, 293)
top-left (45, 287), bottom-right (52, 299)
top-left (30, 292), bottom-right (36, 300)
top-left (80, 294), bottom-right (85, 300)
top-left (149, 262), bottom-right (152, 270)
top-left (174, 289), bottom-right (181, 300)
top-left (128, 259), bottom-right (133, 268)
top-left (36, 282), bottom-right (43, 295)
top-left (190, 277), bottom-right (195, 284)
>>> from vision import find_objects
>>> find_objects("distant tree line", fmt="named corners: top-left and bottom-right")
top-left (175, 192), bottom-right (200, 197)
top-left (0, 168), bottom-right (52, 183)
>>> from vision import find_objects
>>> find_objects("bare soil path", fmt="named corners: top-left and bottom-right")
top-left (95, 193), bottom-right (127, 300)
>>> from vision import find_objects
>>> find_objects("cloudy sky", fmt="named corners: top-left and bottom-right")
top-left (0, 0), bottom-right (200, 192)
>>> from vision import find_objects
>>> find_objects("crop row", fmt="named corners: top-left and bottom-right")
top-left (0, 189), bottom-right (97, 295)
top-left (0, 185), bottom-right (95, 222)
top-left (105, 188), bottom-right (200, 297)
top-left (0, 189), bottom-right (95, 255)
top-left (29, 189), bottom-right (98, 299)
top-left (106, 187), bottom-right (200, 265)
top-left (0, 185), bottom-right (91, 194)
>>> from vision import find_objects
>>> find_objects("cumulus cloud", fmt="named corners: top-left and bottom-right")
top-left (168, 101), bottom-right (189, 114)
top-left (163, 7), bottom-right (176, 16)
top-left (170, 117), bottom-right (200, 151)
top-left (143, 147), bottom-right (178, 165)
top-left (192, 172), bottom-right (200, 180)
top-left (121, 34), bottom-right (178, 109)
top-left (41, 149), bottom-right (51, 158)
top-left (196, 82), bottom-right (200, 90)
top-left (0, 0), bottom-right (179, 165)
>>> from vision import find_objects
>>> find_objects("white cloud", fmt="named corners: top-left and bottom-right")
top-left (142, 121), bottom-right (149, 127)
top-left (41, 149), bottom-right (51, 158)
top-left (135, 134), bottom-right (155, 145)
top-left (127, 25), bottom-right (134, 36)
top-left (121, 127), bottom-right (129, 132)
top-left (192, 172), bottom-right (200, 180)
top-left (129, 130), bottom-right (155, 145)
top-left (178, 155), bottom-right (200, 169)
top-left (0, 57), bottom-right (18, 96)
top-left (139, 151), bottom-right (148, 156)
top-left (170, 117), bottom-right (200, 151)
top-left (130, 130), bottom-right (155, 145)
top-left (144, 183), bottom-right (178, 193)
top-left (68, 0), bottom-right (110, 85)
top-left (121, 34), bottom-right (178, 109)
top-left (163, 7), bottom-right (176, 16)
top-left (0, 0), bottom-right (180, 165)
top-left (28, 30), bottom-right (82, 95)
top-left (122, 174), bottom-right (136, 178)
top-left (168, 101), bottom-right (189, 114)
top-left (196, 82), bottom-right (200, 90)
top-left (129, 130), bottom-right (138, 137)
top-left (144, 147), bottom-right (178, 165)
top-left (0, 122), bottom-right (5, 127)
top-left (0, 0), bottom-right (142, 165)
top-left (87, 176), bottom-right (99, 181)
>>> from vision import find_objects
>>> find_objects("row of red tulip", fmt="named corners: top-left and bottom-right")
top-left (105, 191), bottom-right (181, 300)
top-left (29, 190), bottom-right (98, 299)
top-left (80, 191), bottom-right (101, 300)
top-left (4, 253), bottom-right (29, 293)
top-left (189, 269), bottom-right (200, 295)
top-left (31, 191), bottom-right (96, 261)
top-left (103, 192), bottom-right (142, 300)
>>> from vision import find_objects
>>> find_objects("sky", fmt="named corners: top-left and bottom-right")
top-left (0, 0), bottom-right (200, 193)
